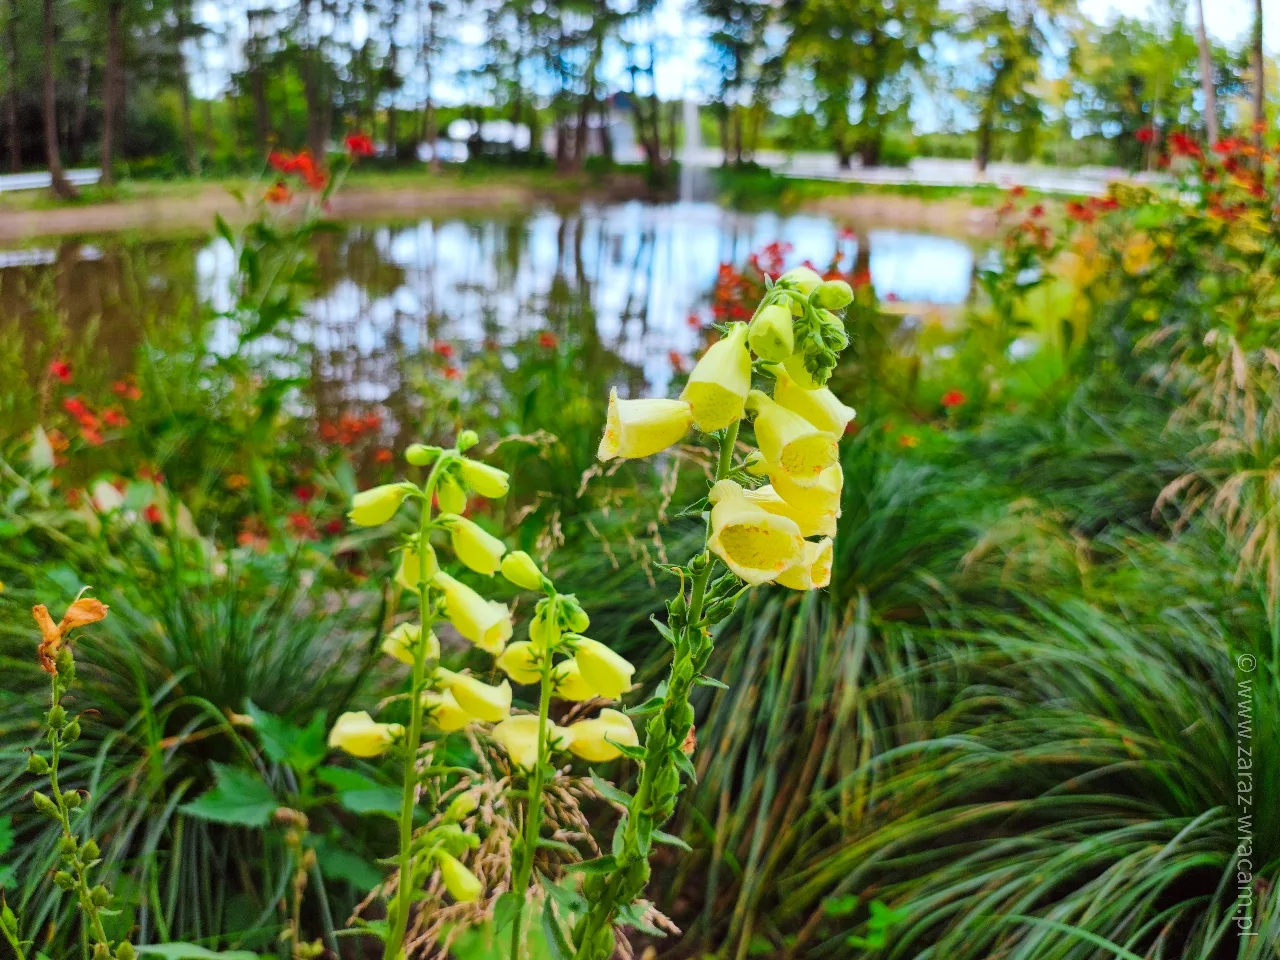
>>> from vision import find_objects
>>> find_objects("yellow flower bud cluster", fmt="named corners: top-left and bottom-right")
top-left (594, 281), bottom-right (855, 591)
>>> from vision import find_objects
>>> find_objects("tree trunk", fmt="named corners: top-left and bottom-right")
top-left (858, 77), bottom-right (884, 167)
top-left (1192, 0), bottom-right (1218, 144)
top-left (68, 54), bottom-right (88, 163)
top-left (597, 95), bottom-right (612, 162)
top-left (251, 62), bottom-right (269, 153)
top-left (717, 108), bottom-right (729, 167)
top-left (175, 1), bottom-right (198, 174)
top-left (1253, 0), bottom-right (1265, 159)
top-left (101, 0), bottom-right (122, 186)
top-left (40, 0), bottom-right (74, 198)
top-left (6, 0), bottom-right (21, 173)
top-left (301, 0), bottom-right (325, 158)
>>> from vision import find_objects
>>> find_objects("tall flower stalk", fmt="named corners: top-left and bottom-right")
top-left (568, 268), bottom-right (855, 958)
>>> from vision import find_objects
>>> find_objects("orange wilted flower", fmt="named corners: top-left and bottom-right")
top-left (33, 596), bottom-right (109, 672)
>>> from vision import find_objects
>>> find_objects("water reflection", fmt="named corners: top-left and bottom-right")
top-left (6, 201), bottom-right (977, 406)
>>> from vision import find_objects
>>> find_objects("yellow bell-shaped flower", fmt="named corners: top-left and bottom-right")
top-left (348, 482), bottom-right (416, 527)
top-left (491, 714), bottom-right (572, 770)
top-left (433, 571), bottom-right (512, 654)
top-left (437, 669), bottom-right (512, 723)
top-left (706, 479), bottom-right (804, 585)
top-left (496, 640), bottom-right (542, 684)
top-left (745, 390), bottom-right (838, 486)
top-left (436, 851), bottom-right (483, 902)
top-left (442, 514), bottom-right (507, 576)
top-left (768, 462), bottom-right (843, 518)
top-left (771, 367), bottom-right (856, 436)
top-left (566, 708), bottom-right (638, 763)
top-left (597, 387), bottom-right (693, 461)
top-left (458, 459), bottom-right (510, 499)
top-left (775, 537), bottom-right (834, 591)
top-left (327, 711), bottom-right (403, 758)
top-left (422, 689), bottom-right (474, 732)
top-left (679, 322), bottom-right (752, 432)
top-left (437, 473), bottom-right (468, 514)
top-left (396, 541), bottom-right (439, 591)
top-left (781, 352), bottom-right (822, 390)
top-left (553, 658), bottom-right (598, 701)
top-left (777, 266), bottom-right (823, 295)
top-left (748, 304), bottom-right (795, 362)
top-left (743, 484), bottom-right (836, 539)
top-left (500, 550), bottom-right (545, 591)
top-left (382, 622), bottom-right (440, 665)
top-left (570, 637), bottom-right (634, 700)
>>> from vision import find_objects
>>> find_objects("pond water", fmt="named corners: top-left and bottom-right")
top-left (4, 200), bottom-right (977, 401)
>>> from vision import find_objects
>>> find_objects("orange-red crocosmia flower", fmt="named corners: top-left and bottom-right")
top-left (941, 389), bottom-right (967, 408)
top-left (444, 366), bottom-right (462, 381)
top-left (538, 331), bottom-right (558, 349)
top-left (265, 181), bottom-right (293, 204)
top-left (433, 341), bottom-right (455, 359)
top-left (345, 133), bottom-right (375, 157)
top-left (48, 359), bottom-right (72, 383)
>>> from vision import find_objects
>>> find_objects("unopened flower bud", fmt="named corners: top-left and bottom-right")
top-left (444, 790), bottom-right (479, 823)
top-left (116, 942), bottom-right (137, 960)
top-left (89, 884), bottom-right (112, 907)
top-left (776, 266), bottom-right (823, 295)
top-left (62, 789), bottom-right (82, 809)
top-left (500, 551), bottom-right (545, 591)
top-left (32, 790), bottom-right (59, 818)
top-left (456, 429), bottom-right (479, 452)
top-left (47, 704), bottom-right (65, 728)
top-left (81, 839), bottom-right (100, 861)
top-left (406, 444), bottom-right (442, 466)
top-left (27, 753), bottom-right (49, 775)
top-left (63, 720), bottom-right (81, 742)
top-left (53, 870), bottom-right (75, 891)
top-left (59, 835), bottom-right (78, 857)
top-left (810, 279), bottom-right (853, 310)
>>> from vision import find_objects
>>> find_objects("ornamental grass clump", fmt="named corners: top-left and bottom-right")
top-left (565, 270), bottom-right (855, 959)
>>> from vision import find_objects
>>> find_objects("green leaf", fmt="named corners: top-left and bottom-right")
top-left (694, 675), bottom-right (729, 690)
top-left (0, 816), bottom-right (14, 857)
top-left (536, 838), bottom-right (577, 854)
top-left (823, 894), bottom-right (860, 917)
top-left (616, 901), bottom-right (665, 937)
top-left (214, 214), bottom-right (234, 247)
top-left (135, 945), bottom-right (261, 959)
top-left (652, 829), bottom-right (691, 852)
top-left (589, 772), bottom-right (633, 807)
top-left (245, 702), bottom-right (327, 774)
top-left (564, 855), bottom-right (617, 875)
top-left (605, 737), bottom-right (645, 761)
top-left (541, 899), bottom-right (574, 960)
top-left (316, 766), bottom-right (400, 817)
top-left (649, 616), bottom-right (676, 645)
top-left (180, 764), bottom-right (277, 827)
top-left (311, 835), bottom-right (384, 891)
top-left (493, 891), bottom-right (522, 932)
top-left (672, 749), bottom-right (698, 785)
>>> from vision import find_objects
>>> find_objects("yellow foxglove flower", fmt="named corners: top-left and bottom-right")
top-left (442, 514), bottom-right (507, 576)
top-left (743, 484), bottom-right (836, 538)
top-left (396, 541), bottom-right (439, 590)
top-left (566, 708), bottom-right (638, 763)
top-left (500, 550), bottom-right (545, 590)
top-left (553, 659), bottom-right (597, 701)
top-left (748, 303), bottom-right (795, 362)
top-left (496, 641), bottom-right (542, 684)
top-left (768, 462), bottom-right (843, 518)
top-left (597, 387), bottom-right (693, 461)
top-left (423, 689), bottom-right (473, 732)
top-left (775, 537), bottom-right (834, 591)
top-left (771, 367), bottom-right (856, 436)
top-left (348, 482), bottom-right (416, 527)
top-left (444, 789), bottom-right (479, 822)
top-left (437, 669), bottom-right (512, 723)
top-left (745, 390), bottom-right (838, 486)
top-left (571, 637), bottom-right (634, 699)
top-left (327, 711), bottom-right (403, 758)
top-left (437, 473), bottom-right (468, 514)
top-left (706, 479), bottom-right (804, 585)
top-left (781, 352), bottom-right (822, 390)
top-left (679, 322), bottom-right (752, 432)
top-left (777, 266), bottom-right (823, 295)
top-left (382, 622), bottom-right (440, 665)
top-left (433, 571), bottom-right (512, 653)
top-left (436, 851), bottom-right (482, 903)
top-left (458, 459), bottom-right (510, 499)
top-left (491, 714), bottom-right (572, 770)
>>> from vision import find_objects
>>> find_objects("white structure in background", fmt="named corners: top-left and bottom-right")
top-left (420, 119), bottom-right (533, 163)
top-left (0, 168), bottom-right (101, 193)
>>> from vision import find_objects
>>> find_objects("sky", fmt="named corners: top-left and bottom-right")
top-left (1083, 0), bottom-right (1274, 49)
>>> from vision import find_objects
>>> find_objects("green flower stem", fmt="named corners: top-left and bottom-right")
top-left (509, 595), bottom-right (558, 960)
top-left (383, 454), bottom-right (451, 960)
top-left (572, 422), bottom-right (739, 958)
top-left (45, 668), bottom-right (111, 953)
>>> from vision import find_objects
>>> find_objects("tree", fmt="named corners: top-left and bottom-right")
top-left (1252, 0), bottom-right (1264, 156)
top-left (1192, 0), bottom-right (1218, 143)
top-left (40, 0), bottom-right (75, 198)
top-left (101, 0), bottom-right (124, 186)
top-left (702, 0), bottom-right (779, 165)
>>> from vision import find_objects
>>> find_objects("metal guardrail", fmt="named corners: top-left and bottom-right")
top-left (0, 169), bottom-right (102, 194)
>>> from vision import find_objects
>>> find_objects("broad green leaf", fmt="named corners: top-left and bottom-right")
top-left (540, 899), bottom-right (573, 960)
top-left (311, 835), bottom-right (384, 891)
top-left (245, 702), bottom-right (327, 773)
top-left (180, 764), bottom-right (276, 827)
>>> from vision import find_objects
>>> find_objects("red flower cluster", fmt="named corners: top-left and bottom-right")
top-left (433, 340), bottom-right (455, 359)
top-left (668, 350), bottom-right (686, 373)
top-left (48, 359), bottom-right (72, 383)
top-left (345, 132), bottom-right (375, 157)
top-left (537, 331), bottom-right (558, 349)
top-left (1135, 127), bottom-right (1157, 145)
top-left (112, 376), bottom-right (142, 400)
top-left (1064, 194), bottom-right (1120, 224)
top-left (63, 397), bottom-right (103, 446)
top-left (268, 149), bottom-right (328, 191)
top-left (1168, 132), bottom-right (1202, 159)
top-left (941, 389), bottom-right (967, 409)
top-left (319, 411), bottom-right (382, 445)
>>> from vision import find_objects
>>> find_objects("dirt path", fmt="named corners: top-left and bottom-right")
top-left (805, 193), bottom-right (1000, 238)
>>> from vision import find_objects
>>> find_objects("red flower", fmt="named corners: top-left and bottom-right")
top-left (940, 389), bottom-right (967, 409)
top-left (287, 512), bottom-right (318, 540)
top-left (433, 340), bottom-right (455, 359)
top-left (1212, 137), bottom-right (1245, 155)
top-left (1168, 131), bottom-right (1202, 159)
top-left (851, 268), bottom-right (872, 288)
top-left (80, 427), bottom-right (104, 446)
top-left (102, 408), bottom-right (129, 428)
top-left (63, 397), bottom-right (91, 420)
top-left (1135, 127), bottom-right (1156, 144)
top-left (1029, 204), bottom-right (1044, 218)
top-left (1009, 185), bottom-right (1026, 198)
top-left (686, 314), bottom-right (703, 329)
top-left (48, 359), bottom-right (72, 383)
top-left (444, 366), bottom-right (461, 381)
top-left (885, 292), bottom-right (899, 302)
top-left (538, 331), bottom-right (558, 349)
top-left (374, 448), bottom-right (393, 463)
top-left (668, 350), bottom-right (686, 373)
top-left (265, 181), bottom-right (292, 205)
top-left (112, 377), bottom-right (142, 400)
top-left (345, 132), bottom-right (375, 157)
top-left (325, 518), bottom-right (344, 535)
top-left (361, 412), bottom-right (382, 432)
top-left (319, 420), bottom-right (339, 441)
top-left (295, 484), bottom-right (314, 502)
top-left (144, 504), bottom-right (163, 525)
top-left (1065, 200), bottom-right (1094, 223)
top-left (837, 226), bottom-right (857, 241)
top-left (268, 151), bottom-right (292, 172)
